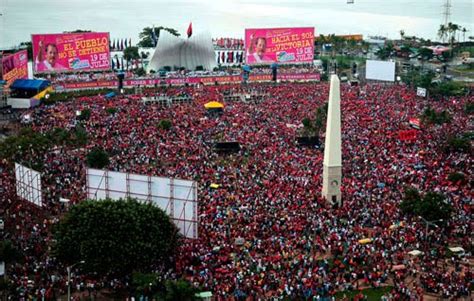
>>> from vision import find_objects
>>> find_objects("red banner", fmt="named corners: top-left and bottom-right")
top-left (54, 73), bottom-right (320, 91)
top-left (409, 118), bottom-right (420, 129)
top-left (1, 50), bottom-right (28, 85)
top-left (398, 130), bottom-right (418, 141)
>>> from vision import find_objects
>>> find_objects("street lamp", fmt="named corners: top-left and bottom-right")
top-left (67, 260), bottom-right (85, 301)
top-left (418, 216), bottom-right (443, 240)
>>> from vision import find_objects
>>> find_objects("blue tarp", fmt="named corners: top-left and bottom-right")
top-left (10, 79), bottom-right (50, 91)
top-left (105, 91), bottom-right (116, 99)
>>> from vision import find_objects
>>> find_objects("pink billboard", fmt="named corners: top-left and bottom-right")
top-left (245, 27), bottom-right (314, 65)
top-left (32, 32), bottom-right (111, 73)
top-left (1, 50), bottom-right (28, 85)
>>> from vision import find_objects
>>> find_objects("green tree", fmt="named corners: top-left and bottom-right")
top-left (318, 34), bottom-right (328, 54)
top-left (430, 81), bottom-right (465, 97)
top-left (375, 44), bottom-right (394, 60)
top-left (400, 190), bottom-right (452, 221)
top-left (445, 135), bottom-right (471, 153)
top-left (400, 45), bottom-right (412, 58)
top-left (399, 187), bottom-right (421, 214)
top-left (399, 30), bottom-right (405, 40)
top-left (461, 27), bottom-right (467, 43)
top-left (314, 102), bottom-right (328, 133)
top-left (0, 240), bottom-right (22, 263)
top-left (0, 240), bottom-right (22, 298)
top-left (72, 126), bottom-right (88, 147)
top-left (302, 117), bottom-right (312, 130)
top-left (447, 172), bottom-right (466, 184)
top-left (465, 102), bottom-right (474, 114)
top-left (418, 48), bottom-right (434, 66)
top-left (157, 119), bottom-right (172, 130)
top-left (53, 199), bottom-right (179, 277)
top-left (421, 107), bottom-right (451, 125)
top-left (86, 147), bottom-right (110, 169)
top-left (78, 108), bottom-right (91, 121)
top-left (160, 279), bottom-right (199, 301)
top-left (135, 67), bottom-right (146, 77)
top-left (137, 26), bottom-right (180, 48)
top-left (47, 127), bottom-right (71, 145)
top-left (438, 24), bottom-right (448, 43)
top-left (106, 107), bottom-right (118, 115)
top-left (0, 127), bottom-right (50, 166)
top-left (402, 70), bottom-right (435, 88)
top-left (417, 192), bottom-right (453, 221)
top-left (447, 22), bottom-right (460, 53)
top-left (132, 272), bottom-right (162, 296)
top-left (19, 41), bottom-right (33, 60)
top-left (123, 46), bottom-right (140, 70)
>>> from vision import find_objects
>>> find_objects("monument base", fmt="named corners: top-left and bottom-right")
top-left (322, 164), bottom-right (342, 206)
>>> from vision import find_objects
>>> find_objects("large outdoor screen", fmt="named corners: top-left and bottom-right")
top-left (1, 50), bottom-right (28, 85)
top-left (365, 60), bottom-right (396, 82)
top-left (245, 27), bottom-right (314, 65)
top-left (32, 32), bottom-right (111, 73)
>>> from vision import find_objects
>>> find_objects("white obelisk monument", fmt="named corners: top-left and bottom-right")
top-left (322, 75), bottom-right (342, 206)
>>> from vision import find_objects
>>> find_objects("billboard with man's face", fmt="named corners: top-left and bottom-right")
top-left (1, 50), bottom-right (28, 85)
top-left (32, 32), bottom-right (111, 73)
top-left (245, 27), bottom-right (314, 65)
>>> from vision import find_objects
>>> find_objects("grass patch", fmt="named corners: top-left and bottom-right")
top-left (335, 286), bottom-right (393, 301)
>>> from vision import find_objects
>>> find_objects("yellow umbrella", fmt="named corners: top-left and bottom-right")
top-left (389, 221), bottom-right (405, 230)
top-left (358, 238), bottom-right (373, 245)
top-left (204, 101), bottom-right (224, 109)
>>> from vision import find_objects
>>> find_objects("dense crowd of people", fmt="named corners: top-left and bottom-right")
top-left (0, 80), bottom-right (472, 300)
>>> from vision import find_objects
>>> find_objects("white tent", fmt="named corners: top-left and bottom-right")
top-left (148, 31), bottom-right (216, 72)
top-left (408, 250), bottom-right (423, 256)
top-left (448, 247), bottom-right (465, 253)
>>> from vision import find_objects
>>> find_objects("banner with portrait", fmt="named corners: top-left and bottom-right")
top-left (1, 50), bottom-right (28, 85)
top-left (245, 27), bottom-right (314, 65)
top-left (32, 32), bottom-right (111, 73)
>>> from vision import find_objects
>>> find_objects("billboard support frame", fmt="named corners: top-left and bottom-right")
top-left (86, 168), bottom-right (198, 239)
top-left (14, 163), bottom-right (43, 207)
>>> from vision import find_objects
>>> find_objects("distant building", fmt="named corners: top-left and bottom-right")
top-left (315, 34), bottom-right (364, 41)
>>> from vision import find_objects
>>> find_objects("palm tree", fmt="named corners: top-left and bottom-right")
top-left (448, 23), bottom-right (460, 43)
top-left (319, 34), bottom-right (327, 54)
top-left (447, 22), bottom-right (460, 55)
top-left (461, 27), bottom-right (467, 43)
top-left (438, 24), bottom-right (448, 43)
top-left (400, 30), bottom-right (405, 40)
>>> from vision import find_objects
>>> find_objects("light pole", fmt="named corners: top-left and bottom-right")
top-left (418, 216), bottom-right (443, 242)
top-left (67, 260), bottom-right (85, 301)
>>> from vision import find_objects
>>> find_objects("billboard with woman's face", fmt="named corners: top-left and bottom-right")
top-left (32, 32), bottom-right (111, 73)
top-left (245, 27), bottom-right (314, 65)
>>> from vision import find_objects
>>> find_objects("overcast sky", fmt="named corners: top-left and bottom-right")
top-left (0, 0), bottom-right (472, 48)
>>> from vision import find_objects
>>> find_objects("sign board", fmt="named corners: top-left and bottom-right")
top-left (366, 60), bottom-right (395, 82)
top-left (86, 169), bottom-right (198, 239)
top-left (416, 87), bottom-right (427, 98)
top-left (245, 27), bottom-right (314, 65)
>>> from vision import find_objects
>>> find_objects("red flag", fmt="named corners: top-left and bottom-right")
top-left (187, 22), bottom-right (193, 38)
top-left (398, 130), bottom-right (417, 141)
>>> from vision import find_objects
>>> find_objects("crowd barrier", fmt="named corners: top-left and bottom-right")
top-left (54, 73), bottom-right (321, 91)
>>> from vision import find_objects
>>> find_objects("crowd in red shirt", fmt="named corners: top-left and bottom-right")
top-left (0, 81), bottom-right (471, 300)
